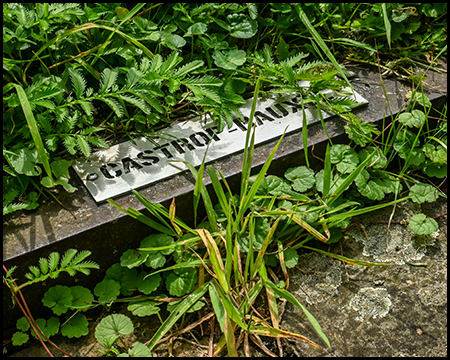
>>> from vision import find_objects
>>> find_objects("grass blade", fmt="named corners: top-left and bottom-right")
top-left (107, 198), bottom-right (176, 236)
top-left (294, 4), bottom-right (352, 90)
top-left (326, 150), bottom-right (375, 207)
top-left (302, 246), bottom-right (389, 266)
top-left (197, 229), bottom-right (229, 293)
top-left (382, 4), bottom-right (392, 50)
top-left (240, 77), bottom-right (261, 198)
top-left (13, 84), bottom-right (53, 183)
top-left (146, 281), bottom-right (210, 351)
top-left (233, 133), bottom-right (285, 233)
top-left (323, 143), bottom-right (332, 197)
top-left (263, 279), bottom-right (330, 348)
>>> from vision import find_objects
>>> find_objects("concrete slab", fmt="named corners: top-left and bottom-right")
top-left (3, 64), bottom-right (447, 334)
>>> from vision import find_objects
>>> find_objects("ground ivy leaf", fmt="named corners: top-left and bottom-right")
top-left (31, 317), bottom-right (60, 340)
top-left (42, 285), bottom-right (73, 315)
top-left (398, 110), bottom-right (426, 128)
top-left (213, 49), bottom-right (246, 70)
top-left (7, 148), bottom-right (42, 176)
top-left (408, 213), bottom-right (439, 235)
top-left (120, 249), bottom-right (148, 269)
top-left (422, 143), bottom-right (447, 164)
top-left (165, 268), bottom-right (197, 297)
top-left (127, 300), bottom-right (161, 317)
top-left (410, 183), bottom-right (439, 204)
top-left (141, 234), bottom-right (175, 255)
top-left (278, 248), bottom-right (299, 268)
top-left (393, 128), bottom-right (419, 159)
top-left (128, 342), bottom-right (153, 357)
top-left (358, 146), bottom-right (387, 169)
top-left (12, 332), bottom-right (29, 346)
top-left (185, 22), bottom-right (208, 36)
top-left (95, 314), bottom-right (134, 349)
top-left (330, 144), bottom-right (359, 173)
top-left (70, 286), bottom-right (94, 310)
top-left (105, 263), bottom-right (138, 296)
top-left (136, 271), bottom-right (161, 294)
top-left (94, 279), bottom-right (121, 303)
top-left (284, 166), bottom-right (315, 192)
top-left (227, 13), bottom-right (258, 39)
top-left (422, 162), bottom-right (447, 178)
top-left (61, 313), bottom-right (89, 338)
top-left (266, 175), bottom-right (291, 196)
top-left (16, 317), bottom-right (30, 332)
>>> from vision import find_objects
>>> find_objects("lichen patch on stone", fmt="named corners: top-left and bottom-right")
top-left (349, 287), bottom-right (392, 322)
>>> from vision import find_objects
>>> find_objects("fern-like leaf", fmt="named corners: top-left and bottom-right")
top-left (117, 94), bottom-right (151, 114)
top-left (97, 97), bottom-right (124, 117)
top-left (60, 249), bottom-right (78, 268)
top-left (68, 67), bottom-right (87, 99)
top-left (71, 250), bottom-right (92, 265)
top-left (281, 52), bottom-right (309, 67)
top-left (159, 51), bottom-right (181, 75)
top-left (48, 252), bottom-right (60, 272)
top-left (173, 60), bottom-right (204, 79)
top-left (76, 136), bottom-right (91, 157)
top-left (39, 257), bottom-right (49, 275)
top-left (99, 68), bottom-right (118, 94)
top-left (28, 265), bottom-right (41, 279)
top-left (63, 135), bottom-right (77, 155)
top-left (78, 100), bottom-right (93, 117)
top-left (280, 63), bottom-right (296, 85)
top-left (125, 67), bottom-right (142, 90)
top-left (183, 75), bottom-right (222, 87)
top-left (149, 54), bottom-right (163, 73)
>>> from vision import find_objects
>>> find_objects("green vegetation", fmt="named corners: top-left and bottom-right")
top-left (3, 2), bottom-right (447, 357)
top-left (3, 3), bottom-right (447, 214)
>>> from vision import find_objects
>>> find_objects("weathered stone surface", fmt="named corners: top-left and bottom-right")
top-left (281, 197), bottom-right (447, 357)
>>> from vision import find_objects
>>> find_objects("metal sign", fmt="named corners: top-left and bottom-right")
top-left (73, 85), bottom-right (367, 202)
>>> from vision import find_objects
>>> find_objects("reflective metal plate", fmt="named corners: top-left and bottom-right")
top-left (73, 86), bottom-right (367, 202)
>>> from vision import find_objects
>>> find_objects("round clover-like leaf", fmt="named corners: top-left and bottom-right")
top-left (165, 268), bottom-right (197, 297)
top-left (12, 332), bottom-right (29, 346)
top-left (42, 285), bottom-right (73, 315)
top-left (70, 286), bottom-right (94, 311)
top-left (278, 248), bottom-right (299, 269)
top-left (105, 263), bottom-right (139, 296)
top-left (61, 313), bottom-right (89, 338)
top-left (398, 110), bottom-right (426, 128)
top-left (410, 183), bottom-right (439, 204)
top-left (94, 279), bottom-right (121, 303)
top-left (266, 175), bottom-right (291, 196)
top-left (408, 214), bottom-right (439, 235)
top-left (16, 317), bottom-right (30, 332)
top-left (185, 22), bottom-right (208, 36)
top-left (140, 234), bottom-right (175, 269)
top-left (127, 342), bottom-right (153, 357)
top-left (330, 144), bottom-right (359, 173)
top-left (422, 143), bottom-right (447, 164)
top-left (358, 146), bottom-right (388, 169)
top-left (120, 249), bottom-right (148, 269)
top-left (284, 166), bottom-right (315, 192)
top-left (227, 13), bottom-right (258, 38)
top-left (136, 271), bottom-right (161, 294)
top-left (95, 314), bottom-right (134, 349)
top-left (213, 49), bottom-right (247, 70)
top-left (31, 317), bottom-right (60, 340)
top-left (127, 300), bottom-right (161, 317)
